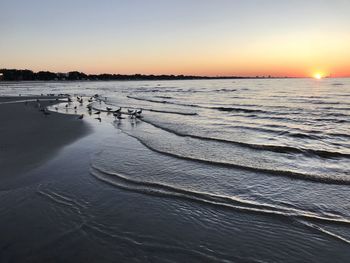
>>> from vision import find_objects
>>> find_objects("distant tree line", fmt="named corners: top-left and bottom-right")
top-left (0, 69), bottom-right (281, 81)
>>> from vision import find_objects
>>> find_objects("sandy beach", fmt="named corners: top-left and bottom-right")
top-left (0, 96), bottom-right (90, 189)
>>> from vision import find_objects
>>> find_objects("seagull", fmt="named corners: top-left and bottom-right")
top-left (114, 107), bottom-right (122, 113)
top-left (130, 111), bottom-right (137, 119)
top-left (78, 114), bottom-right (84, 120)
top-left (106, 107), bottom-right (112, 111)
top-left (95, 117), bottom-right (102, 122)
top-left (94, 111), bottom-right (101, 115)
top-left (113, 112), bottom-right (121, 118)
top-left (135, 108), bottom-right (143, 118)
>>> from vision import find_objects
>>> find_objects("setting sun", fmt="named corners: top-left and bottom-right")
top-left (313, 73), bottom-right (323, 79)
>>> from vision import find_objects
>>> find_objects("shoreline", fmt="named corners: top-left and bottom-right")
top-left (0, 96), bottom-right (91, 188)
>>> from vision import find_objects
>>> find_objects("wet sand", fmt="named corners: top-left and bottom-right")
top-left (0, 96), bottom-right (91, 188)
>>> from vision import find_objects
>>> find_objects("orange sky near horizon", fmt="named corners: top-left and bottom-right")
top-left (5, 30), bottom-right (350, 78)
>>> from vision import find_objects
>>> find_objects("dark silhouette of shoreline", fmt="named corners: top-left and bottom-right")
top-left (0, 69), bottom-right (289, 81)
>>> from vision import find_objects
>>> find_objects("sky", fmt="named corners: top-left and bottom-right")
top-left (1, 0), bottom-right (350, 77)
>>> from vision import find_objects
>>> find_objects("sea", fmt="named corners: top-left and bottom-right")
top-left (0, 78), bottom-right (349, 262)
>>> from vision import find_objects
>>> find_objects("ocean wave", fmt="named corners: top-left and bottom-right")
top-left (299, 221), bottom-right (350, 245)
top-left (120, 128), bottom-right (350, 185)
top-left (277, 130), bottom-right (321, 140)
top-left (212, 88), bottom-right (237, 92)
top-left (141, 118), bottom-right (350, 159)
top-left (133, 88), bottom-right (204, 93)
top-left (91, 102), bottom-right (197, 116)
top-left (128, 95), bottom-right (350, 121)
top-left (212, 106), bottom-right (266, 114)
top-left (90, 165), bottom-right (350, 225)
top-left (128, 95), bottom-right (274, 114)
top-left (134, 88), bottom-right (239, 93)
top-left (324, 112), bottom-right (350, 118)
top-left (127, 95), bottom-right (201, 108)
top-left (314, 118), bottom-right (348, 124)
top-left (154, 96), bottom-right (173, 99)
top-left (328, 133), bottom-right (350, 139)
top-left (149, 109), bottom-right (197, 115)
top-left (321, 107), bottom-right (350, 111)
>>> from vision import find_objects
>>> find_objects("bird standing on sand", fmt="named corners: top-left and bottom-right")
top-left (95, 117), bottom-right (102, 122)
top-left (94, 111), bottom-right (101, 115)
top-left (130, 111), bottom-right (137, 119)
top-left (113, 112), bottom-right (125, 119)
top-left (115, 107), bottom-right (122, 113)
top-left (135, 108), bottom-right (143, 118)
top-left (87, 106), bottom-right (92, 115)
top-left (106, 107), bottom-right (112, 111)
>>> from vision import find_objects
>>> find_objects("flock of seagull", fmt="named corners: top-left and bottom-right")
top-left (64, 95), bottom-right (143, 122)
top-left (31, 94), bottom-right (144, 123)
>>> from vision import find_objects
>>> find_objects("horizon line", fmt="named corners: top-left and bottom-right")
top-left (0, 68), bottom-right (349, 79)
